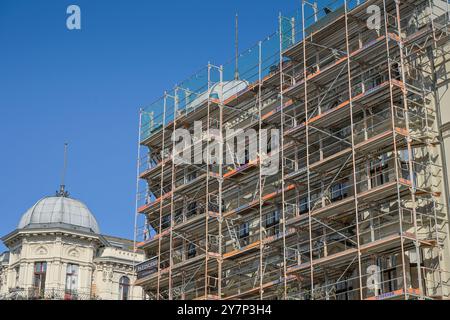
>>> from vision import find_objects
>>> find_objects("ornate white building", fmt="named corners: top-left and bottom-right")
top-left (0, 189), bottom-right (144, 300)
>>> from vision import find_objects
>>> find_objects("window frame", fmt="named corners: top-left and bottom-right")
top-left (33, 262), bottom-right (47, 296)
top-left (65, 263), bottom-right (79, 295)
top-left (119, 276), bottom-right (131, 300)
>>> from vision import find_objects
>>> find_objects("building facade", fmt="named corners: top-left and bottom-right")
top-left (134, 0), bottom-right (450, 300)
top-left (0, 191), bottom-right (144, 300)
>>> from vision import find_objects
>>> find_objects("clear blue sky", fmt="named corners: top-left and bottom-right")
top-left (0, 0), bottom-right (305, 251)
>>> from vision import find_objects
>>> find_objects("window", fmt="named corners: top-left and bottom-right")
top-left (267, 135), bottom-right (272, 153)
top-left (65, 264), bottom-right (79, 294)
top-left (14, 266), bottom-right (20, 287)
top-left (186, 170), bottom-right (197, 183)
top-left (161, 215), bottom-right (171, 229)
top-left (375, 255), bottom-right (398, 294)
top-left (187, 202), bottom-right (197, 217)
top-left (409, 249), bottom-right (425, 294)
top-left (187, 243), bottom-right (197, 259)
top-left (335, 278), bottom-right (353, 300)
top-left (370, 154), bottom-right (389, 188)
top-left (400, 161), bottom-right (410, 180)
top-left (239, 222), bottom-right (249, 238)
top-left (244, 149), bottom-right (250, 164)
top-left (299, 197), bottom-right (309, 215)
top-left (392, 62), bottom-right (401, 80)
top-left (381, 255), bottom-right (398, 293)
top-left (119, 276), bottom-right (130, 300)
top-left (399, 149), bottom-right (416, 183)
top-left (266, 210), bottom-right (280, 227)
top-left (265, 210), bottom-right (280, 236)
top-left (239, 222), bottom-right (250, 246)
top-left (33, 262), bottom-right (47, 297)
top-left (331, 182), bottom-right (349, 202)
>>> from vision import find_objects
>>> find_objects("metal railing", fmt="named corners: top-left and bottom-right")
top-left (0, 287), bottom-right (99, 300)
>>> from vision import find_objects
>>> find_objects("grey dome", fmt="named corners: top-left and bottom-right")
top-left (18, 196), bottom-right (100, 234)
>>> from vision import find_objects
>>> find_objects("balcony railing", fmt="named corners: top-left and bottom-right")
top-left (0, 287), bottom-right (99, 300)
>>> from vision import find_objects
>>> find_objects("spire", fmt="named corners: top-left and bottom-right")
top-left (57, 143), bottom-right (69, 197)
top-left (234, 13), bottom-right (240, 81)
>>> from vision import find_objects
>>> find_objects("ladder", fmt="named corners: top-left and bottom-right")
top-left (254, 259), bottom-right (268, 287)
top-left (172, 286), bottom-right (183, 299)
top-left (254, 177), bottom-right (266, 202)
top-left (225, 142), bottom-right (238, 170)
top-left (225, 218), bottom-right (241, 250)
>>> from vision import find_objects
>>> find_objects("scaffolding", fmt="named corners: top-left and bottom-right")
top-left (134, 0), bottom-right (450, 300)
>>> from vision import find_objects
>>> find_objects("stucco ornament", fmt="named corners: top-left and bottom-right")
top-left (35, 245), bottom-right (48, 256)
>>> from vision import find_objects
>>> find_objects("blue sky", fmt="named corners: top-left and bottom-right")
top-left (0, 0), bottom-right (305, 251)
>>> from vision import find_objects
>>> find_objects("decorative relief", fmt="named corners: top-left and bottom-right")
top-left (35, 245), bottom-right (48, 256)
top-left (102, 268), bottom-right (113, 282)
top-left (67, 248), bottom-right (80, 258)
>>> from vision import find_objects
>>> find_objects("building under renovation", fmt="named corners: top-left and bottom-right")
top-left (134, 0), bottom-right (450, 300)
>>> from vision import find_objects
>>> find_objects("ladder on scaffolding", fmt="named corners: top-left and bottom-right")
top-left (225, 142), bottom-right (239, 171)
top-left (225, 218), bottom-right (241, 250)
top-left (172, 286), bottom-right (183, 299)
top-left (254, 259), bottom-right (268, 287)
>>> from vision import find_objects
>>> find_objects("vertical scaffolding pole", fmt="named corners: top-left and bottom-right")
top-left (156, 92), bottom-right (168, 300)
top-left (279, 12), bottom-right (288, 300)
top-left (134, 109), bottom-right (143, 254)
top-left (258, 40), bottom-right (264, 300)
top-left (301, 0), bottom-right (315, 299)
top-left (382, 0), bottom-right (408, 299)
top-left (132, 108), bottom-right (143, 299)
top-left (218, 65), bottom-right (224, 300)
top-left (168, 88), bottom-right (178, 300)
top-left (343, 0), bottom-right (363, 300)
top-left (204, 63), bottom-right (212, 299)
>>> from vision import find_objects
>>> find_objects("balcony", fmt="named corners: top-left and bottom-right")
top-left (0, 287), bottom-right (98, 300)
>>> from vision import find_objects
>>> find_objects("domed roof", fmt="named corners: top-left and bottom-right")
top-left (18, 196), bottom-right (100, 234)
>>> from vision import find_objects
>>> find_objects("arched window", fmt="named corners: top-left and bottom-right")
top-left (119, 276), bottom-right (130, 300)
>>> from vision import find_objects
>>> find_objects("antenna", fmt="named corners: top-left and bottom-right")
top-left (58, 142), bottom-right (69, 197)
top-left (234, 13), bottom-right (239, 81)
